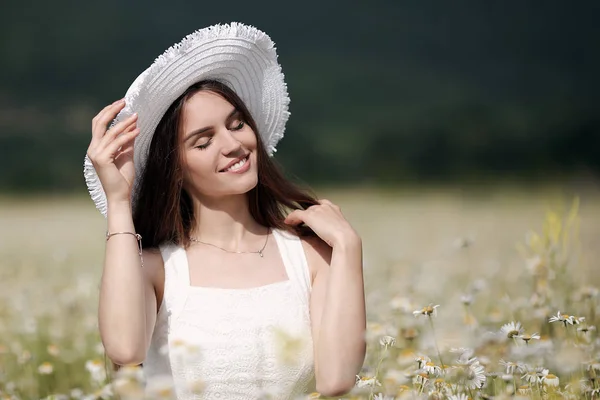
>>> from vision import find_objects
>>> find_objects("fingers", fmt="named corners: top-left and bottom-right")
top-left (114, 145), bottom-right (135, 162)
top-left (88, 111), bottom-right (138, 164)
top-left (102, 128), bottom-right (140, 162)
top-left (284, 209), bottom-right (305, 225)
top-left (318, 199), bottom-right (342, 212)
top-left (284, 200), bottom-right (342, 225)
top-left (91, 99), bottom-right (126, 145)
top-left (98, 113), bottom-right (138, 148)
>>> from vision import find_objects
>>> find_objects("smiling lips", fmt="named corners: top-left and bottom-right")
top-left (219, 155), bottom-right (250, 173)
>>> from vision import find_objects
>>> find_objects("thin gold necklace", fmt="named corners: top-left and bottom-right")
top-left (189, 228), bottom-right (270, 258)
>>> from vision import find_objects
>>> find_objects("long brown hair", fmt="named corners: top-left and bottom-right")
top-left (132, 79), bottom-right (318, 249)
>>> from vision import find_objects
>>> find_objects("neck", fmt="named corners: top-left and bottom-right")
top-left (188, 191), bottom-right (267, 249)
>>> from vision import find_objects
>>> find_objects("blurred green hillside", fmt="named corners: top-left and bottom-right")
top-left (1, 1), bottom-right (598, 192)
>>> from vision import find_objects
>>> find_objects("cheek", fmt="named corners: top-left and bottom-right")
top-left (184, 151), bottom-right (214, 178)
top-left (243, 129), bottom-right (258, 149)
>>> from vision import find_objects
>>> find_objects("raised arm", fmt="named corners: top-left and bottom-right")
top-left (87, 99), bottom-right (161, 365)
top-left (99, 202), bottom-right (163, 365)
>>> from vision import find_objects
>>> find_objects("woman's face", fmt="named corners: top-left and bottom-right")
top-left (179, 90), bottom-right (258, 199)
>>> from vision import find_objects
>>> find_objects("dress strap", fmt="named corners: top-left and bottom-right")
top-left (272, 228), bottom-right (312, 308)
top-left (158, 243), bottom-right (190, 326)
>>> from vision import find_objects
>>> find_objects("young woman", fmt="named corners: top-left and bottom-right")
top-left (84, 23), bottom-right (366, 399)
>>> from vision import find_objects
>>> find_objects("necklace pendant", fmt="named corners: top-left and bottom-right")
top-left (259, 250), bottom-right (263, 257)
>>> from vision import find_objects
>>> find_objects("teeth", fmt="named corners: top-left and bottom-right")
top-left (224, 156), bottom-right (247, 172)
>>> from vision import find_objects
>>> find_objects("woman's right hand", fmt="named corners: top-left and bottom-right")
top-left (87, 99), bottom-right (140, 205)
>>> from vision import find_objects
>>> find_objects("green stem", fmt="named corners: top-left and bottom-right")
top-left (369, 345), bottom-right (386, 400)
top-left (427, 316), bottom-right (445, 368)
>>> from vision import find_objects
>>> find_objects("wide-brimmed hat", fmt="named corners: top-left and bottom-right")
top-left (83, 22), bottom-right (290, 217)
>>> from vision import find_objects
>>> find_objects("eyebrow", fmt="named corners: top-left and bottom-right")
top-left (184, 108), bottom-right (240, 143)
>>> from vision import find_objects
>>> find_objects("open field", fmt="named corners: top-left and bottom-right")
top-left (1, 186), bottom-right (599, 399)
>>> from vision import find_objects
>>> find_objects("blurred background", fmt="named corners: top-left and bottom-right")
top-left (1, 0), bottom-right (598, 191)
top-left (1, 1), bottom-right (600, 397)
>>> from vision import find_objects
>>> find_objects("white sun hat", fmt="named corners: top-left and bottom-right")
top-left (83, 22), bottom-right (290, 217)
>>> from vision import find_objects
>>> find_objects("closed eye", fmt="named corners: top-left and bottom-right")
top-left (231, 120), bottom-right (245, 131)
top-left (193, 115), bottom-right (245, 150)
top-left (194, 137), bottom-right (212, 150)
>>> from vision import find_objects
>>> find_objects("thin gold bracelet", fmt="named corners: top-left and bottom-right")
top-left (106, 231), bottom-right (144, 268)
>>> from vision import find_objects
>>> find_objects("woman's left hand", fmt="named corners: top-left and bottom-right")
top-left (284, 199), bottom-right (360, 248)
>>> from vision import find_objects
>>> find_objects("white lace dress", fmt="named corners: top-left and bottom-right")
top-left (142, 228), bottom-right (316, 399)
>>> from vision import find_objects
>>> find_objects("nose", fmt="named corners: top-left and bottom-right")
top-left (220, 128), bottom-right (243, 156)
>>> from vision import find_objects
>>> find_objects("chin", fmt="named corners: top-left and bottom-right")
top-left (242, 174), bottom-right (259, 192)
top-left (226, 173), bottom-right (258, 195)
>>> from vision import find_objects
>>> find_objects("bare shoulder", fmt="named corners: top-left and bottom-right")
top-left (299, 235), bottom-right (332, 283)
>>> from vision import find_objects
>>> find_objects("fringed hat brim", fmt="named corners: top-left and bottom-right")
top-left (84, 22), bottom-right (290, 217)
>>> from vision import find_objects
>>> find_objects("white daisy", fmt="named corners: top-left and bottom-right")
top-left (85, 359), bottom-right (107, 384)
top-left (577, 325), bottom-right (596, 334)
top-left (379, 335), bottom-right (396, 348)
top-left (355, 375), bottom-right (381, 388)
top-left (521, 370), bottom-right (538, 384)
top-left (427, 390), bottom-right (444, 400)
top-left (520, 365), bottom-right (548, 384)
top-left (463, 361), bottom-right (486, 389)
top-left (518, 385), bottom-right (533, 395)
top-left (517, 332), bottom-right (541, 344)
top-left (373, 394), bottom-right (394, 400)
top-left (448, 394), bottom-right (469, 400)
top-left (413, 304), bottom-right (440, 317)
top-left (413, 372), bottom-right (430, 386)
top-left (450, 347), bottom-right (474, 359)
top-left (460, 294), bottom-right (473, 306)
top-left (455, 352), bottom-right (478, 367)
top-left (415, 355), bottom-right (432, 369)
top-left (549, 311), bottom-right (575, 325)
top-left (542, 373), bottom-right (559, 387)
top-left (500, 321), bottom-right (524, 338)
top-left (534, 367), bottom-right (549, 381)
top-left (422, 361), bottom-right (442, 376)
top-left (499, 359), bottom-right (524, 375)
top-left (38, 362), bottom-right (54, 374)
